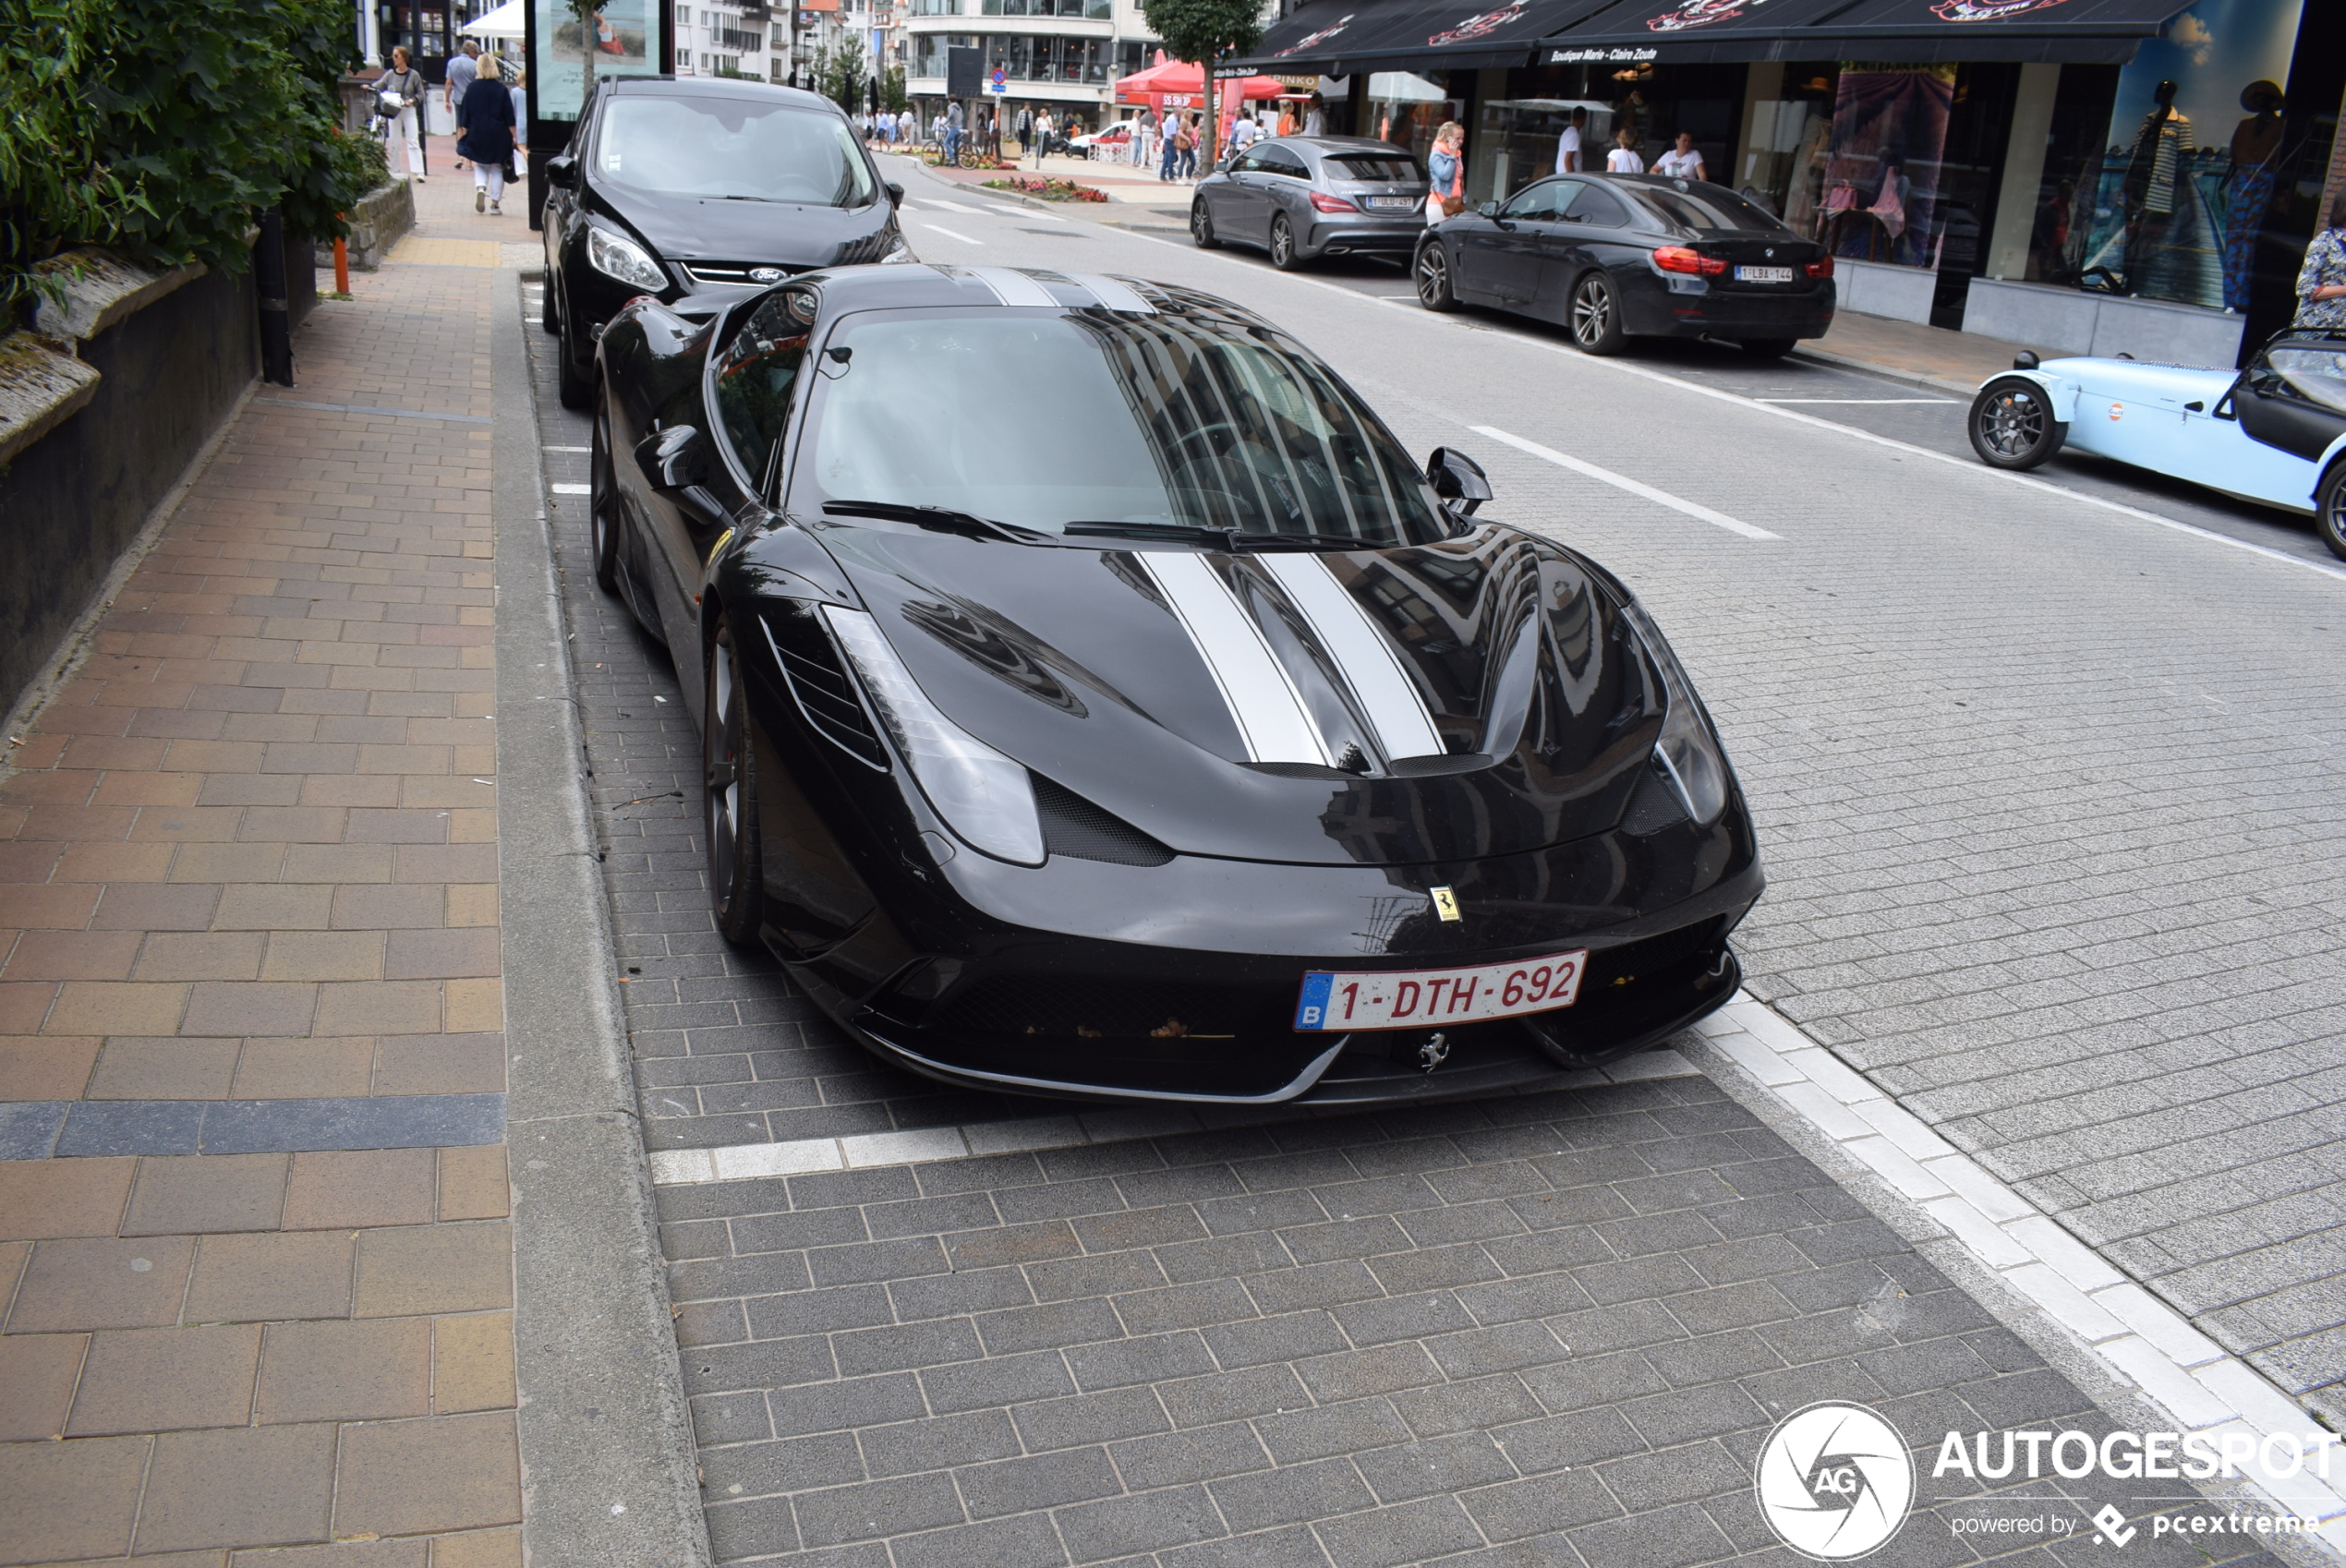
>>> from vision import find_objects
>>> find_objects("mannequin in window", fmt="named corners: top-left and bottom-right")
top-left (2219, 79), bottom-right (2285, 312)
top-left (2117, 79), bottom-right (2193, 290)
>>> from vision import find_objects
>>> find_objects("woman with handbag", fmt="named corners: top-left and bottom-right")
top-left (1426, 121), bottom-right (1465, 225)
top-left (457, 53), bottom-right (519, 215)
top-left (372, 46), bottom-right (426, 183)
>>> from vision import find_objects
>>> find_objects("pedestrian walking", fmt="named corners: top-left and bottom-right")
top-left (2294, 194), bottom-right (2346, 329)
top-left (1178, 115), bottom-right (1197, 180)
top-left (1016, 105), bottom-right (1033, 153)
top-left (1303, 96), bottom-right (1324, 137)
top-left (446, 39), bottom-right (479, 166)
top-left (507, 64), bottom-right (528, 163)
top-left (1554, 105), bottom-right (1585, 174)
top-left (457, 53), bottom-right (518, 215)
top-left (1607, 127), bottom-right (1645, 174)
top-left (1426, 120), bottom-right (1464, 225)
top-left (1034, 109), bottom-right (1052, 168)
top-left (1653, 130), bottom-right (1704, 180)
top-left (945, 100), bottom-right (963, 163)
top-left (373, 46), bottom-right (427, 183)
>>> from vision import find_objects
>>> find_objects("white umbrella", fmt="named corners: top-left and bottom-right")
top-left (462, 0), bottom-right (526, 39)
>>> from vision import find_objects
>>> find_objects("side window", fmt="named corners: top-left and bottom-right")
top-left (1502, 181), bottom-right (1560, 221)
top-left (709, 294), bottom-right (811, 486)
top-left (1564, 184), bottom-right (1631, 227)
top-left (1233, 151), bottom-right (1266, 174)
top-left (1265, 149), bottom-right (1311, 179)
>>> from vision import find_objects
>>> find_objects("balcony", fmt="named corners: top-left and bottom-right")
top-left (714, 26), bottom-right (763, 50)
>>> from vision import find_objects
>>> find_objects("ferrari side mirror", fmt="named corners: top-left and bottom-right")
top-left (885, 181), bottom-right (905, 206)
top-left (546, 154), bottom-right (578, 188)
top-left (635, 425), bottom-right (708, 493)
top-left (1426, 447), bottom-right (1491, 514)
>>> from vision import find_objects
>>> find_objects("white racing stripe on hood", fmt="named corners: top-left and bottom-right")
top-left (1062, 272), bottom-right (1156, 314)
top-left (1257, 554), bottom-right (1445, 762)
top-left (964, 266), bottom-right (1060, 308)
top-left (1139, 553), bottom-right (1332, 766)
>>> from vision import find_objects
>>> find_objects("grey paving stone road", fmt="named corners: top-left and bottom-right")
top-left (524, 173), bottom-right (2342, 1562)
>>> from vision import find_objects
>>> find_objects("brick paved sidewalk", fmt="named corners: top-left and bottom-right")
top-left (0, 175), bottom-right (527, 1566)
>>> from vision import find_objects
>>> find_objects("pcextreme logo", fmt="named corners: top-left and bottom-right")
top-left (1754, 1402), bottom-right (1916, 1560)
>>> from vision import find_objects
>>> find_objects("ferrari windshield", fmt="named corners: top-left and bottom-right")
top-left (795, 309), bottom-right (1442, 545)
top-left (596, 96), bottom-right (877, 207)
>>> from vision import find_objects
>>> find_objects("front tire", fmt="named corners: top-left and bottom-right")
top-left (588, 384), bottom-right (622, 594)
top-left (1414, 239), bottom-right (1457, 312)
top-left (1968, 376), bottom-right (2067, 470)
top-left (1569, 271), bottom-right (1628, 356)
top-left (540, 267), bottom-right (559, 334)
top-left (557, 300), bottom-right (593, 411)
top-left (1191, 200), bottom-right (1220, 249)
top-left (2316, 461), bottom-right (2346, 561)
top-left (706, 620), bottom-right (765, 947)
top-left (1270, 215), bottom-right (1302, 271)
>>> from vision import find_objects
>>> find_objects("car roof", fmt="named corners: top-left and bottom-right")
top-left (609, 75), bottom-right (840, 115)
top-left (1288, 138), bottom-right (1416, 158)
top-left (781, 264), bottom-right (1267, 330)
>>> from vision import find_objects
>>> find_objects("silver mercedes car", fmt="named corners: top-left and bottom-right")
top-left (1191, 137), bottom-right (1430, 271)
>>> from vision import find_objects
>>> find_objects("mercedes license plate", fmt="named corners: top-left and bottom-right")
top-left (1735, 265), bottom-right (1796, 283)
top-left (1368, 196), bottom-right (1418, 211)
top-left (1294, 949), bottom-right (1588, 1032)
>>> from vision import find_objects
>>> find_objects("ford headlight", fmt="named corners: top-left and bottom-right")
top-left (824, 606), bottom-right (1043, 864)
top-left (1617, 596), bottom-right (1732, 826)
top-left (878, 235), bottom-right (918, 264)
top-left (587, 225), bottom-right (667, 291)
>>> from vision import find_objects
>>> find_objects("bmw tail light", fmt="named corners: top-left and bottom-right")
top-left (1309, 191), bottom-right (1360, 213)
top-left (1652, 246), bottom-right (1725, 276)
top-left (1804, 255), bottom-right (1834, 279)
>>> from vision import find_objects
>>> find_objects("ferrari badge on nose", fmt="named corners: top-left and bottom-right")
top-left (1430, 887), bottom-right (1462, 923)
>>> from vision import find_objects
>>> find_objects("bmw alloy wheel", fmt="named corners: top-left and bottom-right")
top-left (1415, 242), bottom-right (1456, 312)
top-left (1570, 274), bottom-right (1620, 353)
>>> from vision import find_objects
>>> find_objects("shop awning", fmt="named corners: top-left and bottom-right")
top-left (1533, 0), bottom-right (2200, 66)
top-left (1233, 0), bottom-right (1621, 75)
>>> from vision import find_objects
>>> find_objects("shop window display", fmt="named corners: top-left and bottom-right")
top-left (1367, 72), bottom-right (1460, 165)
top-left (2072, 0), bottom-right (2305, 312)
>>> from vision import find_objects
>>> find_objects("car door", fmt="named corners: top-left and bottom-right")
top-left (1215, 150), bottom-right (1273, 242)
top-left (1455, 182), bottom-right (1556, 305)
top-left (1532, 179), bottom-right (1637, 323)
top-left (1254, 144), bottom-right (1313, 246)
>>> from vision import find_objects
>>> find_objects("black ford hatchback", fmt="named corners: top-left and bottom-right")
top-left (1415, 175), bottom-right (1834, 359)
top-left (539, 77), bottom-right (913, 407)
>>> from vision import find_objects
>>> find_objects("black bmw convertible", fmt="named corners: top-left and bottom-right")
top-left (588, 264), bottom-right (1761, 1105)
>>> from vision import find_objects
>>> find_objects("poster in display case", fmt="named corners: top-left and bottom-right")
top-left (529, 0), bottom-right (670, 125)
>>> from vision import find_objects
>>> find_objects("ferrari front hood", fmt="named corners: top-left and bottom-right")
top-left (819, 523), bottom-right (1662, 867)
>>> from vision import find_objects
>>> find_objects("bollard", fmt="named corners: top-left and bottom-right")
top-left (334, 219), bottom-right (350, 295)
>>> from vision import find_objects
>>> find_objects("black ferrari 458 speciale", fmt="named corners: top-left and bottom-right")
top-left (587, 263), bottom-right (1760, 1106)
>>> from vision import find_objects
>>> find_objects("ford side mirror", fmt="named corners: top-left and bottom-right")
top-left (1426, 448), bottom-right (1491, 515)
top-left (1479, 200), bottom-right (1502, 221)
top-left (884, 181), bottom-right (905, 206)
top-left (546, 154), bottom-right (578, 188)
top-left (635, 425), bottom-right (708, 493)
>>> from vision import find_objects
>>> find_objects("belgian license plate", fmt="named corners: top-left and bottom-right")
top-left (1294, 949), bottom-right (1588, 1032)
top-left (1369, 196), bottom-right (1418, 211)
top-left (1735, 265), bottom-right (1796, 283)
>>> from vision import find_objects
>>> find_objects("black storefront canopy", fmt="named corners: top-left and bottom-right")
top-left (1235, 0), bottom-right (2198, 71)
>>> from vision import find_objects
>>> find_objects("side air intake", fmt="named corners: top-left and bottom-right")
top-left (1034, 776), bottom-right (1174, 866)
top-left (760, 610), bottom-right (889, 771)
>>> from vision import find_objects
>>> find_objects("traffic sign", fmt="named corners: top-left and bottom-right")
top-left (988, 66), bottom-right (1007, 92)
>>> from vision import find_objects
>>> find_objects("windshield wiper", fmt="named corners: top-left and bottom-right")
top-left (715, 194), bottom-right (788, 203)
top-left (822, 501), bottom-right (1045, 543)
top-left (1229, 531), bottom-right (1378, 552)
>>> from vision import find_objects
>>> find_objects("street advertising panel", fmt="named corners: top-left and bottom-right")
top-left (529, 0), bottom-right (667, 124)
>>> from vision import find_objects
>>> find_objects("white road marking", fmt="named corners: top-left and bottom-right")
top-left (1756, 396), bottom-right (1957, 405)
top-left (1469, 425), bottom-right (1782, 541)
top-left (1104, 218), bottom-right (2346, 585)
top-left (917, 223), bottom-right (983, 246)
top-left (917, 199), bottom-right (985, 214)
top-left (542, 444), bottom-right (589, 452)
top-left (995, 204), bottom-right (1066, 222)
top-left (550, 483), bottom-right (590, 495)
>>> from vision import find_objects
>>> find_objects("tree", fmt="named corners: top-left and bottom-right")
top-left (563, 0), bottom-right (597, 97)
top-left (811, 38), bottom-right (866, 115)
top-left (1134, 0), bottom-right (1262, 170)
top-left (880, 64), bottom-right (908, 115)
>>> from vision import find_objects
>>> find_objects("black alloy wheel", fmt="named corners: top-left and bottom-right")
top-left (588, 384), bottom-right (622, 593)
top-left (705, 619), bottom-right (765, 946)
top-left (1191, 200), bottom-right (1220, 249)
top-left (556, 295), bottom-right (593, 410)
top-left (1270, 214), bottom-right (1300, 271)
top-left (1739, 337), bottom-right (1796, 360)
top-left (1570, 272), bottom-right (1627, 356)
top-left (1414, 239), bottom-right (1457, 313)
top-left (1968, 376), bottom-right (2068, 470)
top-left (2316, 461), bottom-right (2346, 561)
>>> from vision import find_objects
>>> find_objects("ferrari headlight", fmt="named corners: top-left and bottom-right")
top-left (877, 235), bottom-right (918, 264)
top-left (1617, 596), bottom-right (1731, 826)
top-left (824, 606), bottom-right (1043, 864)
top-left (587, 225), bottom-right (667, 291)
